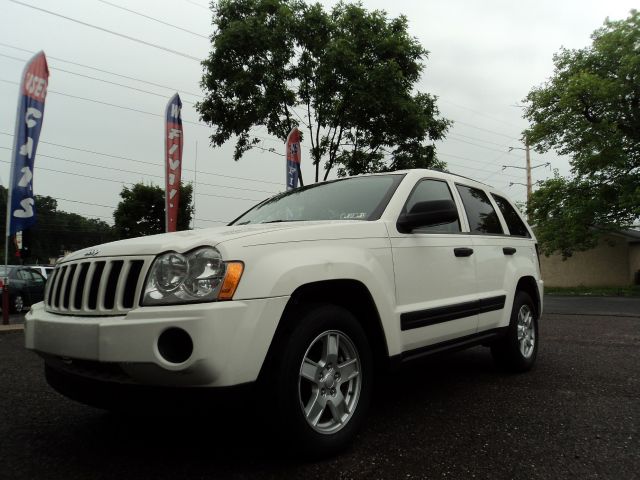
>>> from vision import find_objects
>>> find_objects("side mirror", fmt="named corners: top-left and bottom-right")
top-left (397, 199), bottom-right (459, 233)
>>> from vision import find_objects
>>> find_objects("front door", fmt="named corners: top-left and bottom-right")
top-left (389, 178), bottom-right (478, 352)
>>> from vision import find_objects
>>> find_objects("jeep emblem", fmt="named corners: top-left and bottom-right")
top-left (83, 249), bottom-right (99, 257)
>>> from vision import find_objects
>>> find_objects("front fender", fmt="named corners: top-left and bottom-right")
top-left (231, 238), bottom-right (401, 356)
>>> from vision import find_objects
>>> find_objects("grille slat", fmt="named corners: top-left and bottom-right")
top-left (46, 256), bottom-right (152, 316)
top-left (124, 260), bottom-right (144, 309)
top-left (62, 264), bottom-right (77, 309)
top-left (88, 262), bottom-right (106, 310)
top-left (45, 268), bottom-right (59, 306)
top-left (103, 261), bottom-right (123, 310)
top-left (53, 266), bottom-right (67, 308)
top-left (73, 263), bottom-right (89, 310)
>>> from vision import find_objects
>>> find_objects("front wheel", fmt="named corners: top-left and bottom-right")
top-left (271, 304), bottom-right (373, 456)
top-left (491, 291), bottom-right (538, 372)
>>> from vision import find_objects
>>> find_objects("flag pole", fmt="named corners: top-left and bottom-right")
top-left (2, 56), bottom-right (25, 324)
top-left (3, 51), bottom-right (50, 322)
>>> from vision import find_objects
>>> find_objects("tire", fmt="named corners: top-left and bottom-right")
top-left (11, 294), bottom-right (24, 314)
top-left (491, 291), bottom-right (538, 372)
top-left (269, 304), bottom-right (373, 457)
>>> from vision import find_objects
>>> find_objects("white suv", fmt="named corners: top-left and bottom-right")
top-left (25, 169), bottom-right (543, 454)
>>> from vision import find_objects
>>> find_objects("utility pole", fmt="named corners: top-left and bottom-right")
top-left (504, 140), bottom-right (548, 205)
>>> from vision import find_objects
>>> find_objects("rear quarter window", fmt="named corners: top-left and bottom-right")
top-left (492, 194), bottom-right (531, 238)
top-left (455, 184), bottom-right (503, 235)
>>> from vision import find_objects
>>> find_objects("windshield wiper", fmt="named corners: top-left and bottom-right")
top-left (261, 219), bottom-right (303, 224)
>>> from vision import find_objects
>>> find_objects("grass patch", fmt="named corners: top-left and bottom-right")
top-left (545, 285), bottom-right (640, 297)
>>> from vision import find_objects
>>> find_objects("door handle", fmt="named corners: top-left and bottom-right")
top-left (503, 247), bottom-right (516, 255)
top-left (454, 247), bottom-right (474, 257)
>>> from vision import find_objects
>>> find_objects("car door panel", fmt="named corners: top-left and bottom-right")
top-left (389, 178), bottom-right (478, 351)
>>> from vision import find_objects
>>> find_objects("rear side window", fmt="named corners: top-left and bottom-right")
top-left (455, 184), bottom-right (504, 234)
top-left (492, 194), bottom-right (530, 237)
top-left (403, 179), bottom-right (460, 234)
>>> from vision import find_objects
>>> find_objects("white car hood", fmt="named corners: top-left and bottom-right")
top-left (62, 221), bottom-right (388, 262)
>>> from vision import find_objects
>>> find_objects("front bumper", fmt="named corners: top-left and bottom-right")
top-left (25, 296), bottom-right (289, 387)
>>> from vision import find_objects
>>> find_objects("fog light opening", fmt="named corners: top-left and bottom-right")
top-left (157, 327), bottom-right (193, 364)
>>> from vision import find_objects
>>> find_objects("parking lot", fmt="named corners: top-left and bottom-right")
top-left (0, 296), bottom-right (638, 479)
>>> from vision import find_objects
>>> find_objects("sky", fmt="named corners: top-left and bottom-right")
top-left (0, 0), bottom-right (637, 227)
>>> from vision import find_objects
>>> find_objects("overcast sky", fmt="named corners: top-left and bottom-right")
top-left (0, 0), bottom-right (637, 227)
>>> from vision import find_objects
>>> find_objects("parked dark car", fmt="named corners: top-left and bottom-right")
top-left (0, 266), bottom-right (46, 313)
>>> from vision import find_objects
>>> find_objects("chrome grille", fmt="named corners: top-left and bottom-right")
top-left (45, 257), bottom-right (153, 316)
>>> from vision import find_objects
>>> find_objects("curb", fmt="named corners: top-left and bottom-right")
top-left (0, 324), bottom-right (24, 334)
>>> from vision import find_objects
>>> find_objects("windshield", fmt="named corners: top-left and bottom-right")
top-left (231, 174), bottom-right (405, 225)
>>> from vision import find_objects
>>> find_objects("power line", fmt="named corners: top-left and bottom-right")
top-left (95, 0), bottom-right (209, 39)
top-left (0, 78), bottom-right (205, 129)
top-left (0, 52), bottom-right (197, 105)
top-left (183, 0), bottom-right (210, 10)
top-left (440, 98), bottom-right (522, 131)
top-left (0, 78), bottom-right (227, 137)
top-left (437, 152), bottom-right (521, 179)
top-left (16, 195), bottom-right (231, 224)
top-left (448, 132), bottom-right (512, 149)
top-left (54, 197), bottom-right (116, 209)
top-left (0, 131), bottom-right (284, 186)
top-left (0, 159), bottom-right (263, 202)
top-left (450, 118), bottom-right (521, 140)
top-left (0, 42), bottom-right (202, 97)
top-left (0, 77), bottom-right (171, 119)
top-left (0, 146), bottom-right (279, 194)
top-left (445, 135), bottom-right (520, 156)
top-left (1, 78), bottom-right (286, 161)
top-left (8, 0), bottom-right (201, 61)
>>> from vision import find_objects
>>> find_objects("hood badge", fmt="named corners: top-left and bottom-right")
top-left (83, 249), bottom-right (100, 257)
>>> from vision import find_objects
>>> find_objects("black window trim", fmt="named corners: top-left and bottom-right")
top-left (490, 192), bottom-right (532, 238)
top-left (396, 177), bottom-right (464, 235)
top-left (454, 182), bottom-right (505, 236)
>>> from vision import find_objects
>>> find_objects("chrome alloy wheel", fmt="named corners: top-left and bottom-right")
top-left (13, 295), bottom-right (24, 313)
top-left (298, 330), bottom-right (362, 434)
top-left (516, 304), bottom-right (535, 359)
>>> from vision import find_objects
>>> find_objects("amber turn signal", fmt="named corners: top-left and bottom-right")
top-left (218, 262), bottom-right (244, 300)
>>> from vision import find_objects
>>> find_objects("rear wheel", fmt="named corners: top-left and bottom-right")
top-left (491, 291), bottom-right (538, 372)
top-left (270, 304), bottom-right (373, 456)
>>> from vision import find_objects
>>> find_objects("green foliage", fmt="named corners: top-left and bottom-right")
top-left (524, 10), bottom-right (640, 256)
top-left (113, 183), bottom-right (193, 239)
top-left (198, 0), bottom-right (450, 182)
top-left (0, 186), bottom-right (115, 264)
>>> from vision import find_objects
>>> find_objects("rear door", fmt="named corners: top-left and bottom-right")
top-left (389, 178), bottom-right (478, 352)
top-left (454, 184), bottom-right (512, 332)
top-left (19, 269), bottom-right (46, 305)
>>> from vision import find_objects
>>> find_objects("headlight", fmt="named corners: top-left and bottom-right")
top-left (143, 247), bottom-right (243, 306)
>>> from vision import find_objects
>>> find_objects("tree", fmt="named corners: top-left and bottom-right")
top-left (113, 183), bottom-right (193, 239)
top-left (0, 186), bottom-right (115, 264)
top-left (198, 0), bottom-right (450, 182)
top-left (523, 10), bottom-right (640, 256)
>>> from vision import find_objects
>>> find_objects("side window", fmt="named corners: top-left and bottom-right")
top-left (17, 269), bottom-right (30, 281)
top-left (492, 194), bottom-right (530, 237)
top-left (28, 270), bottom-right (45, 285)
top-left (455, 184), bottom-right (504, 235)
top-left (404, 179), bottom-right (460, 234)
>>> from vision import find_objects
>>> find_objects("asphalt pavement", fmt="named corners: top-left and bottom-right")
top-left (0, 296), bottom-right (638, 479)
